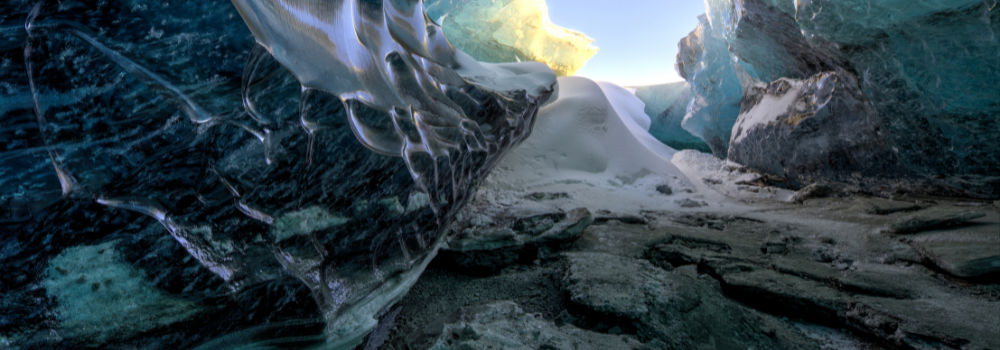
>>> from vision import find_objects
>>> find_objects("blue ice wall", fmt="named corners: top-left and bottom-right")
top-left (675, 15), bottom-right (744, 158)
top-left (797, 0), bottom-right (1000, 182)
top-left (632, 82), bottom-right (711, 153)
top-left (676, 0), bottom-right (999, 197)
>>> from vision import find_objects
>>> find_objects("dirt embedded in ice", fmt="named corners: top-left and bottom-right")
top-left (43, 241), bottom-right (201, 343)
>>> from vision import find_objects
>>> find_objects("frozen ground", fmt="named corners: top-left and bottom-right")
top-left (373, 77), bottom-right (1000, 350)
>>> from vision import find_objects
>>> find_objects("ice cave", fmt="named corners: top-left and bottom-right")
top-left (0, 0), bottom-right (997, 349)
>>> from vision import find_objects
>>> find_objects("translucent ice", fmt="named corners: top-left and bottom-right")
top-left (633, 82), bottom-right (711, 152)
top-left (424, 0), bottom-right (598, 76)
top-left (43, 241), bottom-right (201, 344)
top-left (675, 15), bottom-right (743, 157)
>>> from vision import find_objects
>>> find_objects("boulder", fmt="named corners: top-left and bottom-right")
top-left (728, 71), bottom-right (896, 191)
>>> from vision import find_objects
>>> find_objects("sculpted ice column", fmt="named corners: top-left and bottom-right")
top-left (227, 0), bottom-right (556, 347)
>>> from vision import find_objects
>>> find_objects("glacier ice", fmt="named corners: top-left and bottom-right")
top-left (675, 0), bottom-right (999, 197)
top-left (1, 0), bottom-right (997, 348)
top-left (795, 0), bottom-right (999, 195)
top-left (633, 83), bottom-right (688, 126)
top-left (675, 14), bottom-right (745, 158)
top-left (703, 0), bottom-right (846, 82)
top-left (0, 0), bottom-right (554, 348)
top-left (423, 0), bottom-right (598, 76)
top-left (633, 82), bottom-right (711, 153)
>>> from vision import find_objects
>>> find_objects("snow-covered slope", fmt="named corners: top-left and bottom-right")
top-left (481, 76), bottom-right (733, 214)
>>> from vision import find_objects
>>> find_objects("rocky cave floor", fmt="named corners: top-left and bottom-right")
top-left (374, 193), bottom-right (1000, 350)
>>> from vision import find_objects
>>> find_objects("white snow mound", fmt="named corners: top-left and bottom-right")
top-left (483, 76), bottom-right (706, 213)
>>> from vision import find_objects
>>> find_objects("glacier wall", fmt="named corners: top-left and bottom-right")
top-left (676, 0), bottom-right (999, 197)
top-left (675, 14), bottom-right (745, 157)
top-left (0, 0), bottom-right (554, 348)
top-left (632, 82), bottom-right (712, 153)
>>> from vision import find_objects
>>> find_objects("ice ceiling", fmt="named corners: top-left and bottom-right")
top-left (0, 0), bottom-right (997, 349)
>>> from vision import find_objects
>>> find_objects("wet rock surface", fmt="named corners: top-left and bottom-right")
top-left (436, 198), bottom-right (594, 275)
top-left (911, 238), bottom-right (1000, 278)
top-left (790, 183), bottom-right (837, 204)
top-left (643, 203), bottom-right (1000, 350)
top-left (882, 208), bottom-right (987, 234)
top-left (427, 301), bottom-right (646, 350)
top-left (382, 193), bottom-right (999, 350)
top-left (563, 252), bottom-right (818, 350)
top-left (854, 198), bottom-right (922, 215)
top-left (905, 213), bottom-right (1000, 278)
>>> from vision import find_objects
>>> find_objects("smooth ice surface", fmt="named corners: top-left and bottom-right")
top-left (424, 0), bottom-right (598, 76)
top-left (632, 82), bottom-right (711, 152)
top-left (632, 82), bottom-right (688, 123)
top-left (675, 15), bottom-right (744, 158)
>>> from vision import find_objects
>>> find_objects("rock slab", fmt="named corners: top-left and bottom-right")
top-left (563, 252), bottom-right (818, 350)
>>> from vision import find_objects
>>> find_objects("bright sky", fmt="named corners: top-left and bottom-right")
top-left (545, 0), bottom-right (706, 87)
